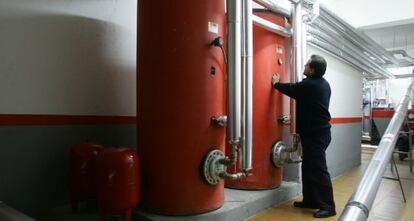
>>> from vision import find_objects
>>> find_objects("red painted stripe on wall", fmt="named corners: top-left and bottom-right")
top-left (330, 117), bottom-right (362, 124)
top-left (0, 114), bottom-right (136, 126)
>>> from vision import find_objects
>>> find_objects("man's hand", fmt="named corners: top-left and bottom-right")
top-left (272, 74), bottom-right (280, 86)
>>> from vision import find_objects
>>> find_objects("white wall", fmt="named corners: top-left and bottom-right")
top-left (308, 45), bottom-right (363, 118)
top-left (0, 0), bottom-right (136, 116)
top-left (389, 78), bottom-right (413, 108)
top-left (307, 45), bottom-right (363, 178)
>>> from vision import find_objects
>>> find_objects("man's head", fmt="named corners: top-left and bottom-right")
top-left (303, 54), bottom-right (327, 77)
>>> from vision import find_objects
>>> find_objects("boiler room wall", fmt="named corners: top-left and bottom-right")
top-left (0, 0), bottom-right (137, 216)
top-left (308, 45), bottom-right (363, 177)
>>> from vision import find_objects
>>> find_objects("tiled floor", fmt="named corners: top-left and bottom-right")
top-left (247, 149), bottom-right (414, 221)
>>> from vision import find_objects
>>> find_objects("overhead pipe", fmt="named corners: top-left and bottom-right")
top-left (308, 37), bottom-right (383, 78)
top-left (252, 14), bottom-right (292, 37)
top-left (339, 79), bottom-right (414, 221)
top-left (314, 16), bottom-right (389, 66)
top-left (253, 0), bottom-right (292, 18)
top-left (318, 7), bottom-right (399, 65)
top-left (307, 8), bottom-right (397, 78)
top-left (307, 26), bottom-right (394, 78)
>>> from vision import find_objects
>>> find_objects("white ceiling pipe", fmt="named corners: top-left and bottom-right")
top-left (308, 37), bottom-right (393, 78)
top-left (315, 16), bottom-right (389, 65)
top-left (319, 7), bottom-right (399, 65)
top-left (308, 26), bottom-right (394, 78)
top-left (252, 14), bottom-right (292, 37)
top-left (253, 0), bottom-right (292, 18)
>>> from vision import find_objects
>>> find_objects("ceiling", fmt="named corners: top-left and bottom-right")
top-left (319, 0), bottom-right (414, 75)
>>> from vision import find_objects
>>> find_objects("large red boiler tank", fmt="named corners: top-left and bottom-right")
top-left (69, 142), bottom-right (104, 212)
top-left (96, 148), bottom-right (140, 221)
top-left (137, 0), bottom-right (226, 215)
top-left (226, 10), bottom-right (286, 189)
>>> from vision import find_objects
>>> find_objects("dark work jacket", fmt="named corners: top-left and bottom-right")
top-left (274, 76), bottom-right (331, 135)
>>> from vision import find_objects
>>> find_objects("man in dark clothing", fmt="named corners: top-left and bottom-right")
top-left (272, 54), bottom-right (336, 218)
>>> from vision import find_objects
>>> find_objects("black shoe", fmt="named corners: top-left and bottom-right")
top-left (313, 209), bottom-right (336, 218)
top-left (293, 201), bottom-right (319, 209)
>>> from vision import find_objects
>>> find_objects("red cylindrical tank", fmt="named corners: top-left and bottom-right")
top-left (226, 10), bottom-right (286, 189)
top-left (137, 0), bottom-right (226, 215)
top-left (69, 142), bottom-right (104, 212)
top-left (96, 148), bottom-right (140, 221)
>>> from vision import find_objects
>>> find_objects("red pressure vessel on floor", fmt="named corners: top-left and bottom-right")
top-left (137, 0), bottom-right (226, 215)
top-left (226, 10), bottom-right (286, 189)
top-left (96, 148), bottom-right (140, 221)
top-left (69, 142), bottom-right (104, 212)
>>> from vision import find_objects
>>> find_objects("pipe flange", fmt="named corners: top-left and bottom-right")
top-left (271, 141), bottom-right (288, 167)
top-left (202, 149), bottom-right (226, 185)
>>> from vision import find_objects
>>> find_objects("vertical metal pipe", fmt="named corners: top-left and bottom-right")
top-left (291, 0), bottom-right (303, 134)
top-left (241, 0), bottom-right (253, 170)
top-left (227, 0), bottom-right (242, 145)
top-left (339, 79), bottom-right (414, 221)
top-left (302, 23), bottom-right (308, 73)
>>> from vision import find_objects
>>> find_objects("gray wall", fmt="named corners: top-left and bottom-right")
top-left (327, 123), bottom-right (362, 177)
top-left (283, 122), bottom-right (362, 183)
top-left (0, 124), bottom-right (136, 216)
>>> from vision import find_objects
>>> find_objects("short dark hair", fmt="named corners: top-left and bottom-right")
top-left (309, 54), bottom-right (327, 76)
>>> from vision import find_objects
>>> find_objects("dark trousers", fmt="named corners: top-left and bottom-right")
top-left (300, 129), bottom-right (335, 211)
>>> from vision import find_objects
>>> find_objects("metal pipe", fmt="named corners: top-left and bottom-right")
top-left (302, 24), bottom-right (308, 71)
top-left (339, 79), bottom-right (414, 221)
top-left (241, 0), bottom-right (253, 170)
top-left (252, 14), bottom-right (292, 37)
top-left (308, 37), bottom-right (385, 78)
top-left (253, 0), bottom-right (292, 18)
top-left (227, 0), bottom-right (242, 145)
top-left (315, 17), bottom-right (390, 66)
top-left (307, 26), bottom-right (394, 78)
top-left (290, 0), bottom-right (303, 135)
top-left (318, 7), bottom-right (398, 65)
top-left (293, 1), bottom-right (303, 82)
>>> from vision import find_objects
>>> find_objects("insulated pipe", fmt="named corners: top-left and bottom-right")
top-left (290, 0), bottom-right (303, 135)
top-left (302, 24), bottom-right (308, 71)
top-left (227, 0), bottom-right (242, 145)
top-left (252, 15), bottom-right (292, 37)
top-left (318, 7), bottom-right (398, 65)
top-left (316, 16), bottom-right (390, 66)
top-left (308, 37), bottom-right (383, 77)
top-left (307, 26), bottom-right (394, 78)
top-left (253, 0), bottom-right (292, 18)
top-left (241, 0), bottom-right (253, 170)
top-left (339, 79), bottom-right (414, 221)
top-left (293, 2), bottom-right (303, 83)
top-left (309, 35), bottom-right (393, 78)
